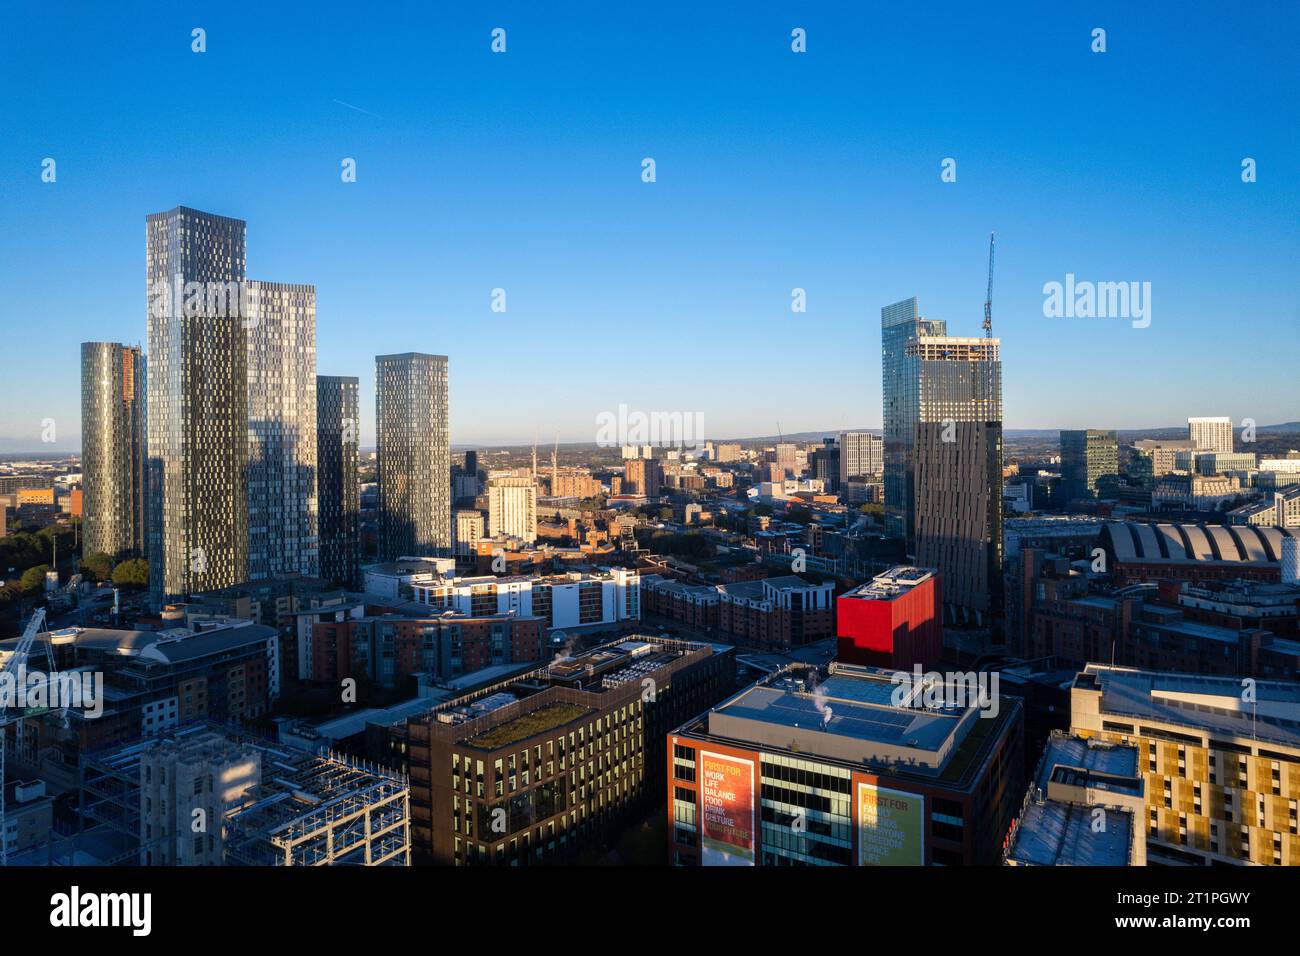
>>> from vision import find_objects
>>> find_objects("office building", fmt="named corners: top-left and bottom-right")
top-left (245, 281), bottom-right (319, 581)
top-left (838, 431), bottom-right (883, 485)
top-left (145, 206), bottom-right (249, 602)
top-left (1130, 439), bottom-right (1197, 487)
top-left (406, 635), bottom-right (734, 863)
top-left (1060, 429), bottom-right (1119, 502)
top-left (836, 567), bottom-right (942, 670)
top-left (1197, 452), bottom-right (1257, 476)
top-left (376, 353), bottom-right (451, 560)
top-left (488, 476), bottom-right (538, 544)
top-left (669, 661), bottom-right (1024, 865)
top-left (80, 342), bottom-right (146, 561)
top-left (1072, 664), bottom-right (1300, 865)
top-left (810, 439), bottom-right (840, 494)
top-left (1188, 416), bottom-right (1235, 454)
top-left (317, 375), bottom-right (361, 588)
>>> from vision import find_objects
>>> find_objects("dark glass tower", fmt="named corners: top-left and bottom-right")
top-left (317, 375), bottom-right (360, 588)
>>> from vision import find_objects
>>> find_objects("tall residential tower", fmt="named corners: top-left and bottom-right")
top-left (244, 281), bottom-right (319, 580)
top-left (376, 353), bottom-right (450, 559)
top-left (881, 296), bottom-right (1003, 623)
top-left (80, 342), bottom-right (146, 561)
top-left (145, 207), bottom-right (249, 602)
top-left (317, 375), bottom-right (360, 588)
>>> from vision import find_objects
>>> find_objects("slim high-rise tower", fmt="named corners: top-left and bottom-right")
top-left (376, 353), bottom-right (450, 559)
top-left (882, 296), bottom-right (1003, 623)
top-left (317, 375), bottom-right (360, 588)
top-left (245, 281), bottom-right (319, 580)
top-left (81, 342), bottom-right (146, 561)
top-left (145, 207), bottom-right (249, 603)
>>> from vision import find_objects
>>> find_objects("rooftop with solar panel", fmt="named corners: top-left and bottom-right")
top-left (681, 661), bottom-right (1016, 784)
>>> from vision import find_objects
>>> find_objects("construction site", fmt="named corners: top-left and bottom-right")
top-left (69, 723), bottom-right (411, 866)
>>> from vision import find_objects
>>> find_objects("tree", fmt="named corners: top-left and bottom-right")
top-left (112, 558), bottom-right (149, 589)
top-left (20, 564), bottom-right (52, 595)
top-left (81, 551), bottom-right (113, 583)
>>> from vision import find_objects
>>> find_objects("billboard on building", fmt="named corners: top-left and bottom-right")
top-left (699, 750), bottom-right (756, 866)
top-left (856, 780), bottom-right (924, 866)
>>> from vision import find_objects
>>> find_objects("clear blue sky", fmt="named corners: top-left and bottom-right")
top-left (1, 1), bottom-right (1296, 451)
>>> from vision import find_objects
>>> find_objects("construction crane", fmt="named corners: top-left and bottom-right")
top-left (982, 231), bottom-right (995, 337)
top-left (981, 232), bottom-right (997, 418)
top-left (0, 607), bottom-right (47, 866)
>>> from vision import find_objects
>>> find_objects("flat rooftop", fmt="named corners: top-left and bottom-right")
top-left (694, 662), bottom-right (1009, 784)
top-left (1034, 734), bottom-right (1142, 797)
top-left (1006, 800), bottom-right (1132, 866)
top-left (841, 566), bottom-right (935, 602)
top-left (1079, 664), bottom-right (1300, 750)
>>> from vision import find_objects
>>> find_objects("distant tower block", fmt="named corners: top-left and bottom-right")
top-left (1283, 537), bottom-right (1299, 586)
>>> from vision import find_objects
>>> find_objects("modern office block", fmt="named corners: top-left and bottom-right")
top-left (80, 342), bottom-right (146, 561)
top-left (376, 353), bottom-right (450, 560)
top-left (838, 431), bottom-right (882, 485)
top-left (669, 661), bottom-right (1024, 866)
top-left (1060, 429), bottom-right (1119, 502)
top-left (317, 375), bottom-right (361, 588)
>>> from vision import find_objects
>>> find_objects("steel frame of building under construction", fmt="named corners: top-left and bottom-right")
top-left (224, 754), bottom-right (410, 865)
top-left (76, 722), bottom-right (411, 866)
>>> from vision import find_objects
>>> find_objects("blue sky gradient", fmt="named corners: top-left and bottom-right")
top-left (1, 1), bottom-right (1296, 449)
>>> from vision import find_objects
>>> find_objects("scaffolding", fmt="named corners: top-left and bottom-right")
top-left (75, 722), bottom-right (410, 866)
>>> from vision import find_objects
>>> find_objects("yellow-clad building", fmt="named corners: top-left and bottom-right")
top-left (1072, 664), bottom-right (1300, 866)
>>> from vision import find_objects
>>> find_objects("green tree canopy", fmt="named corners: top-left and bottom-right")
top-left (112, 558), bottom-right (149, 589)
top-left (20, 564), bottom-right (52, 594)
top-left (81, 551), bottom-right (114, 582)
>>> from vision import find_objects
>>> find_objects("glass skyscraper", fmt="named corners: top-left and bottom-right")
top-left (1060, 429), bottom-right (1119, 502)
top-left (376, 353), bottom-right (451, 560)
top-left (81, 342), bottom-right (146, 561)
top-left (145, 207), bottom-right (249, 603)
top-left (881, 296), bottom-right (1003, 622)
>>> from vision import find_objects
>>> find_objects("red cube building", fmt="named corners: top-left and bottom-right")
top-left (836, 567), bottom-right (942, 670)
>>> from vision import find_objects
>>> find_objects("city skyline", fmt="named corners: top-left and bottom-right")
top-left (2, 4), bottom-right (1297, 451)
